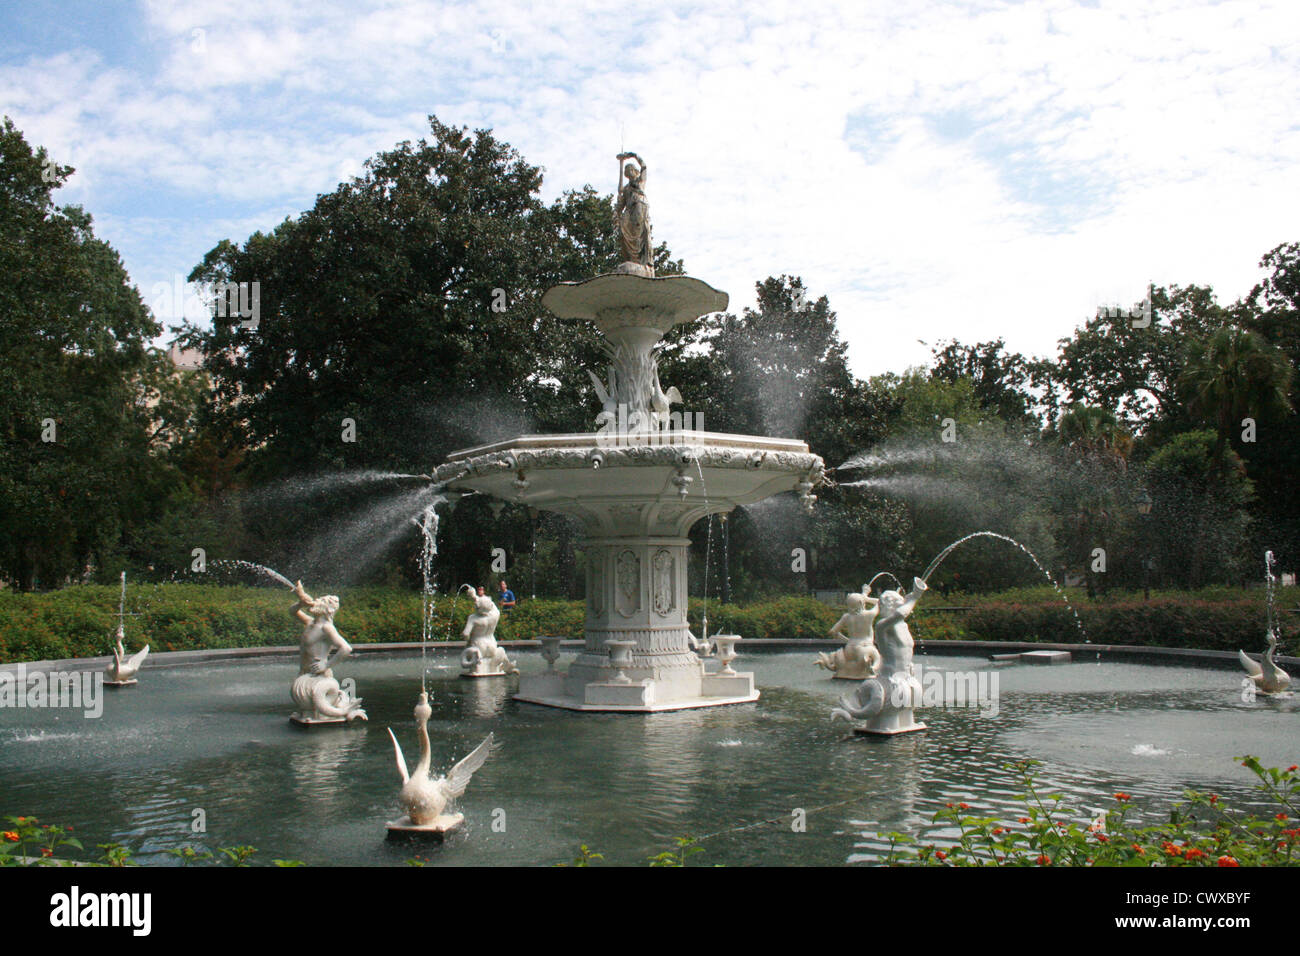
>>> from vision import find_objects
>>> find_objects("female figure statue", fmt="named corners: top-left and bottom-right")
top-left (615, 152), bottom-right (654, 275)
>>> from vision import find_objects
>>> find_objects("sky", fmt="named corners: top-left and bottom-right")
top-left (2, 0), bottom-right (1298, 378)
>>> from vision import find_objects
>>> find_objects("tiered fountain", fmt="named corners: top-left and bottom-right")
top-left (433, 152), bottom-right (825, 711)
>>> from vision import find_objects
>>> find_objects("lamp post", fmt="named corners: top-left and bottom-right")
top-left (1134, 489), bottom-right (1153, 600)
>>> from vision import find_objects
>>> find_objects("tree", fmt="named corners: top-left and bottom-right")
top-left (930, 338), bottom-right (1045, 430)
top-left (1055, 284), bottom-right (1225, 434)
top-left (0, 117), bottom-right (169, 588)
top-left (1179, 325), bottom-right (1291, 459)
top-left (176, 117), bottom-right (689, 586)
top-left (1142, 430), bottom-right (1253, 588)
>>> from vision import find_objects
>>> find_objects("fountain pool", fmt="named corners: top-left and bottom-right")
top-left (1, 648), bottom-right (1293, 866)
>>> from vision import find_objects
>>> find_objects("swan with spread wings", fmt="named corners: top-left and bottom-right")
top-left (388, 692), bottom-right (495, 826)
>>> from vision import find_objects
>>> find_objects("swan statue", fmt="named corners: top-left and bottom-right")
top-left (105, 623), bottom-right (149, 685)
top-left (1239, 550), bottom-right (1292, 697)
top-left (386, 691), bottom-right (495, 833)
top-left (1239, 631), bottom-right (1291, 696)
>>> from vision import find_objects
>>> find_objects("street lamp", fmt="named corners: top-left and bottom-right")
top-left (1134, 489), bottom-right (1153, 599)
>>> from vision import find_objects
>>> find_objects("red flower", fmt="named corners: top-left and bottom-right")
top-left (1209, 794), bottom-right (1219, 805)
top-left (934, 850), bottom-right (947, 861)
top-left (1036, 854), bottom-right (1051, 865)
top-left (1288, 765), bottom-right (1297, 772)
top-left (1217, 856), bottom-right (1240, 867)
top-left (1132, 845), bottom-right (1145, 855)
top-left (1114, 792), bottom-right (1131, 802)
top-left (1277, 814), bottom-right (1289, 821)
top-left (958, 803), bottom-right (969, 810)
top-left (945, 802), bottom-right (954, 809)
top-left (1095, 834), bottom-right (1109, 843)
top-left (40, 848), bottom-right (53, 858)
top-left (1185, 848), bottom-right (1205, 860)
top-left (992, 827), bottom-right (1005, 836)
top-left (1018, 817), bottom-right (1030, 824)
top-left (1, 832), bottom-right (18, 843)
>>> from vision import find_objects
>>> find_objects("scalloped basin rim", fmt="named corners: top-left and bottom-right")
top-left (446, 431), bottom-right (810, 461)
top-left (541, 273), bottom-right (728, 323)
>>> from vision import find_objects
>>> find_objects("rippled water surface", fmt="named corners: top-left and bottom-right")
top-left (1, 650), bottom-right (1295, 866)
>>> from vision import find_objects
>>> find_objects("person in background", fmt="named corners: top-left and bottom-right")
top-left (498, 580), bottom-right (517, 613)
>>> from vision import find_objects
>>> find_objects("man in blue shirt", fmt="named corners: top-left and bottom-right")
top-left (498, 580), bottom-right (517, 613)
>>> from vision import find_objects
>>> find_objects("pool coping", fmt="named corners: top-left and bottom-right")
top-left (3, 638), bottom-right (1295, 675)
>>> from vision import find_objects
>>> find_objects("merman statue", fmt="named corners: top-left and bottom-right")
top-left (832, 577), bottom-right (928, 734)
top-left (460, 590), bottom-right (519, 677)
top-left (816, 587), bottom-right (882, 680)
top-left (290, 580), bottom-right (367, 725)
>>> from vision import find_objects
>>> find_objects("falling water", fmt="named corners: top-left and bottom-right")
top-left (694, 458), bottom-right (713, 638)
top-left (413, 502), bottom-right (442, 692)
top-left (865, 571), bottom-right (902, 593)
top-left (921, 531), bottom-right (1088, 642)
top-left (1264, 550), bottom-right (1278, 640)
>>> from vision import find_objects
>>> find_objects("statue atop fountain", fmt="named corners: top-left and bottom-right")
top-left (461, 591), bottom-right (519, 678)
top-left (289, 580), bottom-right (367, 725)
top-left (832, 577), bottom-right (928, 734)
top-left (614, 152), bottom-right (653, 276)
top-left (1239, 550), bottom-right (1291, 697)
top-left (816, 587), bottom-right (882, 680)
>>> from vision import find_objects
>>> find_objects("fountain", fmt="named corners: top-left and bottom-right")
top-left (104, 571), bottom-right (149, 687)
top-left (385, 691), bottom-right (495, 839)
top-left (433, 151), bottom-right (825, 711)
top-left (1239, 550), bottom-right (1291, 697)
top-left (289, 580), bottom-right (368, 726)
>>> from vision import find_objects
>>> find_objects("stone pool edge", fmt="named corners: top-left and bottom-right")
top-left (3, 639), bottom-right (1294, 675)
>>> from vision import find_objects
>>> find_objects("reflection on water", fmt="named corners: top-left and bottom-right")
top-left (0, 651), bottom-right (1294, 866)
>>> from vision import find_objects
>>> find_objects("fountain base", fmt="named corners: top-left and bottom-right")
top-left (852, 712), bottom-right (927, 736)
top-left (385, 814), bottom-right (463, 840)
top-left (515, 670), bottom-right (758, 712)
top-left (289, 714), bottom-right (366, 728)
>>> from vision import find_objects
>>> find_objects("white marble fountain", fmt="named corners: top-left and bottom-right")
top-left (432, 154), bottom-right (825, 711)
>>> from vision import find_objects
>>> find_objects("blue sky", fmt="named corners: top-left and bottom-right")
top-left (3, 0), bottom-right (1298, 376)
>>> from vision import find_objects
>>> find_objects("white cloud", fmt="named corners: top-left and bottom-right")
top-left (2, 0), bottom-right (1296, 377)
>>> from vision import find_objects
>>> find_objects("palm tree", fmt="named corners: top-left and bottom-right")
top-left (1058, 404), bottom-right (1133, 468)
top-left (1180, 326), bottom-right (1292, 456)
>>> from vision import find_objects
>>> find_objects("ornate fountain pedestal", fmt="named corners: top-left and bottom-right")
top-left (434, 273), bottom-right (824, 712)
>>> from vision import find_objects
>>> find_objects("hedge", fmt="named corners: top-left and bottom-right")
top-left (0, 583), bottom-right (1293, 664)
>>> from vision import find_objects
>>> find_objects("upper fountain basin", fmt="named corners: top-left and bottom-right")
top-left (435, 431), bottom-right (824, 536)
top-left (541, 274), bottom-right (728, 335)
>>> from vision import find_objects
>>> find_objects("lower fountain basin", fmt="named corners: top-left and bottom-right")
top-left (1, 648), bottom-right (1293, 866)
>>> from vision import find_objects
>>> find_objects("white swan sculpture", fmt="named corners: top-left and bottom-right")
top-left (105, 624), bottom-right (149, 685)
top-left (386, 691), bottom-right (494, 835)
top-left (1239, 631), bottom-right (1290, 696)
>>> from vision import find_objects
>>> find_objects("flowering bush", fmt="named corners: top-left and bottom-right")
top-left (880, 757), bottom-right (1299, 866)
